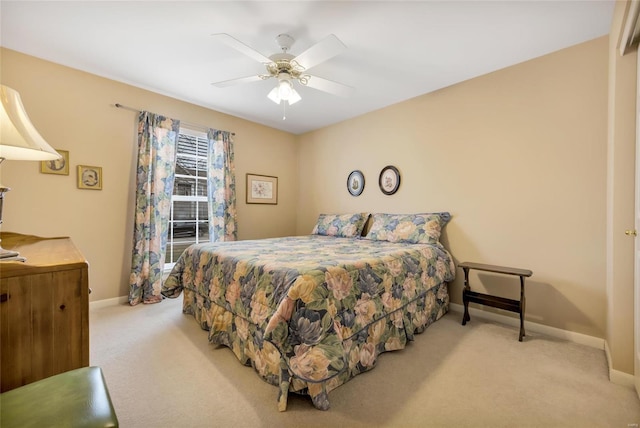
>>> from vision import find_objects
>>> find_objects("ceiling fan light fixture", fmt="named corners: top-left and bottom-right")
top-left (267, 77), bottom-right (301, 105)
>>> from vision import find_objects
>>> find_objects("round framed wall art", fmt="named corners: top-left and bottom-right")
top-left (347, 170), bottom-right (365, 196)
top-left (379, 165), bottom-right (400, 195)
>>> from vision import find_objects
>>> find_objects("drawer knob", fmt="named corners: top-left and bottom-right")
top-left (59, 304), bottom-right (66, 311)
top-left (0, 293), bottom-right (9, 303)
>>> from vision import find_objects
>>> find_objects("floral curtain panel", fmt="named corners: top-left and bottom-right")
top-left (129, 111), bottom-right (180, 305)
top-left (207, 129), bottom-right (237, 242)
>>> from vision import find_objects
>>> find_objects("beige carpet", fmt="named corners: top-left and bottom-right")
top-left (90, 297), bottom-right (640, 428)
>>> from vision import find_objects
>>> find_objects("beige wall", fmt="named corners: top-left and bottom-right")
top-left (606, 1), bottom-right (637, 376)
top-left (0, 48), bottom-right (298, 302)
top-left (297, 37), bottom-right (609, 341)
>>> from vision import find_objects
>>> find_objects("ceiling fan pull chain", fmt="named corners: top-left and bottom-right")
top-left (282, 101), bottom-right (287, 121)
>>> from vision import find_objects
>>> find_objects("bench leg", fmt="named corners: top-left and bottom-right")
top-left (519, 294), bottom-right (526, 342)
top-left (462, 290), bottom-right (470, 326)
top-left (462, 268), bottom-right (471, 326)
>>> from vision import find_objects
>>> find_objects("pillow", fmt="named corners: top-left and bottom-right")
top-left (311, 213), bottom-right (370, 238)
top-left (363, 212), bottom-right (451, 244)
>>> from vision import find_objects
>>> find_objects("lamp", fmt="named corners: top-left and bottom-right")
top-left (0, 84), bottom-right (61, 260)
top-left (267, 73), bottom-right (301, 106)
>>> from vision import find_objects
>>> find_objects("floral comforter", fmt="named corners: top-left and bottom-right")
top-left (162, 235), bottom-right (455, 411)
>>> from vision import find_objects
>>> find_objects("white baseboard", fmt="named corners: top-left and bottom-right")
top-left (89, 295), bottom-right (128, 310)
top-left (604, 341), bottom-right (636, 388)
top-left (448, 303), bottom-right (604, 349)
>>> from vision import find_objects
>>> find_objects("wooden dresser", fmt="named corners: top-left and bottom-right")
top-left (0, 232), bottom-right (90, 392)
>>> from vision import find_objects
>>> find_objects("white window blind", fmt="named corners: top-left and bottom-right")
top-left (166, 128), bottom-right (209, 268)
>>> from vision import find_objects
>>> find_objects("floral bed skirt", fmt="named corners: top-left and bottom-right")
top-left (179, 281), bottom-right (449, 411)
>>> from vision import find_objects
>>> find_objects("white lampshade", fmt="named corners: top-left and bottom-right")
top-left (287, 87), bottom-right (301, 105)
top-left (278, 79), bottom-right (293, 99)
top-left (0, 85), bottom-right (60, 161)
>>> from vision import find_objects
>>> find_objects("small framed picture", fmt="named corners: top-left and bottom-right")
top-left (246, 173), bottom-right (277, 204)
top-left (40, 149), bottom-right (69, 175)
top-left (77, 165), bottom-right (102, 190)
top-left (347, 170), bottom-right (365, 196)
top-left (379, 165), bottom-right (401, 195)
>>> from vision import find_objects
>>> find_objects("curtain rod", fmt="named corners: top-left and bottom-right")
top-left (114, 103), bottom-right (235, 135)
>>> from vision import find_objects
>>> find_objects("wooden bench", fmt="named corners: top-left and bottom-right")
top-left (459, 261), bottom-right (533, 341)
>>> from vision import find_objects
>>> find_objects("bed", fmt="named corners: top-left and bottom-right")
top-left (162, 212), bottom-right (455, 411)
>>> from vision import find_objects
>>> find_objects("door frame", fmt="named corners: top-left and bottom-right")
top-left (635, 47), bottom-right (640, 399)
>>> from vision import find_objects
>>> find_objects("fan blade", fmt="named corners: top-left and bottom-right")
top-left (305, 75), bottom-right (354, 98)
top-left (212, 33), bottom-right (272, 64)
top-left (212, 75), bottom-right (264, 88)
top-left (293, 34), bottom-right (346, 71)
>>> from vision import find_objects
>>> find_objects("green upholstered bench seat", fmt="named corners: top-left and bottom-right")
top-left (0, 366), bottom-right (118, 428)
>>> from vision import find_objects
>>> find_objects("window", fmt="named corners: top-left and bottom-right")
top-left (165, 128), bottom-right (209, 268)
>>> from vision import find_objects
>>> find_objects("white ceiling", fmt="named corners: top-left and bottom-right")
top-left (0, 1), bottom-right (614, 135)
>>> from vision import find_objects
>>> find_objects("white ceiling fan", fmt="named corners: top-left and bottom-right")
top-left (211, 33), bottom-right (354, 109)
